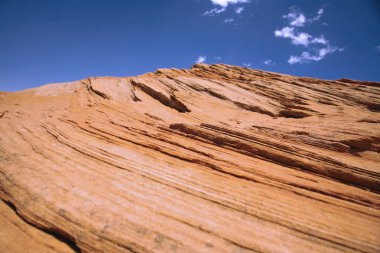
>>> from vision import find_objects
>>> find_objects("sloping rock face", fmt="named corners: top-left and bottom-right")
top-left (0, 64), bottom-right (380, 253)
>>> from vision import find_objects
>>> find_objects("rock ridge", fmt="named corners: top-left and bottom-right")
top-left (0, 63), bottom-right (380, 253)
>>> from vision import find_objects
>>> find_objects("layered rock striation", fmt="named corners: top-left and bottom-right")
top-left (1, 64), bottom-right (380, 252)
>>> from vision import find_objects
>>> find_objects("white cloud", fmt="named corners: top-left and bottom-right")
top-left (282, 7), bottom-right (324, 27)
top-left (283, 9), bottom-right (306, 27)
top-left (288, 46), bottom-right (344, 64)
top-left (375, 45), bottom-right (380, 53)
top-left (264, 59), bottom-right (275, 66)
top-left (204, 7), bottom-right (226, 15)
top-left (204, 0), bottom-right (249, 15)
top-left (274, 27), bottom-right (312, 47)
top-left (224, 18), bottom-right (234, 23)
top-left (311, 35), bottom-right (328, 45)
top-left (310, 8), bottom-right (324, 22)
top-left (243, 63), bottom-right (251, 67)
top-left (235, 7), bottom-right (244, 14)
top-left (210, 0), bottom-right (249, 8)
top-left (196, 56), bottom-right (207, 63)
top-left (275, 7), bottom-right (342, 65)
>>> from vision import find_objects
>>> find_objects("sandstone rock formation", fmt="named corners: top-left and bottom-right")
top-left (0, 63), bottom-right (379, 252)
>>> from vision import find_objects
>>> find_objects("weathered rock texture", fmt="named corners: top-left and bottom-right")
top-left (1, 64), bottom-right (380, 253)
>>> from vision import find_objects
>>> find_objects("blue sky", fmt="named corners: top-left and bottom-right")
top-left (0, 0), bottom-right (379, 91)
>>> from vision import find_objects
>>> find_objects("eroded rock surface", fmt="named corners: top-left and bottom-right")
top-left (1, 64), bottom-right (379, 252)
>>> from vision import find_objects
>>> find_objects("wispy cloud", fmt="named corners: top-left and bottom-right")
top-left (204, 8), bottom-right (226, 15)
top-left (224, 18), bottom-right (234, 23)
top-left (235, 7), bottom-right (244, 14)
top-left (264, 59), bottom-right (275, 66)
top-left (311, 35), bottom-right (328, 45)
top-left (196, 56), bottom-right (207, 63)
top-left (275, 7), bottom-right (342, 64)
top-left (274, 27), bottom-right (328, 47)
top-left (375, 45), bottom-right (380, 53)
top-left (210, 0), bottom-right (250, 8)
top-left (283, 8), bottom-right (306, 27)
top-left (204, 0), bottom-right (249, 16)
top-left (288, 46), bottom-right (344, 64)
top-left (310, 8), bottom-right (324, 23)
top-left (275, 27), bottom-right (311, 46)
top-left (243, 63), bottom-right (251, 67)
top-left (282, 7), bottom-right (325, 26)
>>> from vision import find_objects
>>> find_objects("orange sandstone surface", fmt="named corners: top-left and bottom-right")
top-left (0, 64), bottom-right (379, 253)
